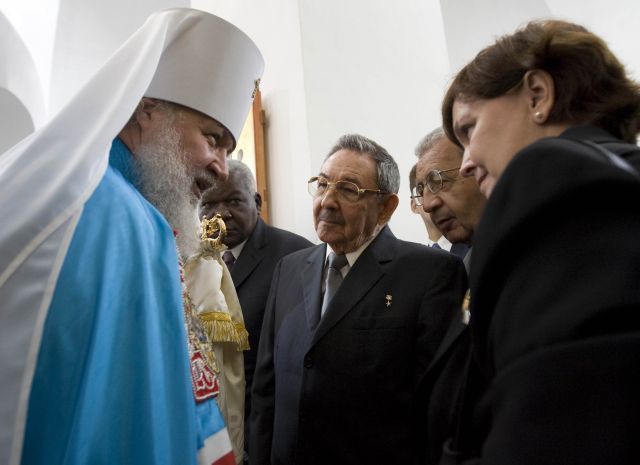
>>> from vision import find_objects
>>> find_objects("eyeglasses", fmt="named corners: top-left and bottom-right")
top-left (308, 176), bottom-right (388, 203)
top-left (413, 167), bottom-right (460, 206)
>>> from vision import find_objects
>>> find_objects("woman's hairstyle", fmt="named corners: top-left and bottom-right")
top-left (442, 20), bottom-right (640, 143)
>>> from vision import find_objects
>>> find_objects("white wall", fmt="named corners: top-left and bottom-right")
top-left (49, 0), bottom-right (188, 114)
top-left (194, 0), bottom-right (640, 245)
top-left (546, 0), bottom-right (640, 80)
top-left (193, 0), bottom-right (317, 242)
top-left (441, 0), bottom-right (550, 73)
top-left (441, 0), bottom-right (640, 80)
top-left (297, 0), bottom-right (452, 244)
top-left (3, 0), bottom-right (640, 244)
top-left (0, 0), bottom-right (57, 115)
top-left (194, 0), bottom-right (455, 245)
top-left (292, 0), bottom-right (640, 244)
top-left (0, 12), bottom-right (45, 152)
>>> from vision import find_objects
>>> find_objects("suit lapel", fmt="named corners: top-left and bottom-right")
top-left (230, 218), bottom-right (267, 288)
top-left (311, 227), bottom-right (396, 346)
top-left (422, 317), bottom-right (467, 381)
top-left (301, 244), bottom-right (326, 330)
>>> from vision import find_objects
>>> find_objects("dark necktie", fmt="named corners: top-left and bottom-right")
top-left (222, 250), bottom-right (236, 271)
top-left (321, 252), bottom-right (348, 317)
top-left (431, 242), bottom-right (442, 250)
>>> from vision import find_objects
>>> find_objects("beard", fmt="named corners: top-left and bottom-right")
top-left (132, 123), bottom-right (216, 259)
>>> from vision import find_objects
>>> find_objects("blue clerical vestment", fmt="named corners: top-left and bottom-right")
top-left (21, 139), bottom-right (222, 464)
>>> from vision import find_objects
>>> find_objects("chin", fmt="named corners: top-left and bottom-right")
top-left (444, 229), bottom-right (463, 244)
top-left (480, 178), bottom-right (496, 198)
top-left (225, 233), bottom-right (240, 248)
top-left (316, 229), bottom-right (337, 245)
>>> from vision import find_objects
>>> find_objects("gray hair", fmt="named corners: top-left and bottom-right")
top-left (227, 159), bottom-right (257, 193)
top-left (326, 134), bottom-right (400, 194)
top-left (414, 127), bottom-right (445, 158)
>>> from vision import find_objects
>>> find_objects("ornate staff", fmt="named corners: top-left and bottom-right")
top-left (200, 213), bottom-right (227, 252)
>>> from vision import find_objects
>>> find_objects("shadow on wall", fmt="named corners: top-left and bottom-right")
top-left (0, 89), bottom-right (35, 153)
top-left (0, 12), bottom-right (45, 153)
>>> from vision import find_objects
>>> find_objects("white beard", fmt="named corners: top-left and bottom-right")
top-left (132, 124), bottom-right (213, 259)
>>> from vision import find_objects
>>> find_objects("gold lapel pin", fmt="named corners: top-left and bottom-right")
top-left (462, 289), bottom-right (471, 325)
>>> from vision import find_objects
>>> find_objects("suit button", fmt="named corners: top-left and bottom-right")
top-left (304, 356), bottom-right (313, 368)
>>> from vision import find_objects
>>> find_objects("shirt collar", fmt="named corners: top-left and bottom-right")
top-left (228, 239), bottom-right (247, 259)
top-left (436, 235), bottom-right (452, 251)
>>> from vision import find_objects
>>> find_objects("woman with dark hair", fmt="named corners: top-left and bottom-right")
top-left (439, 20), bottom-right (640, 465)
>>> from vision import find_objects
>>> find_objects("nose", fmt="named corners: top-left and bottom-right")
top-left (319, 184), bottom-right (340, 208)
top-left (459, 159), bottom-right (476, 178)
top-left (459, 149), bottom-right (476, 178)
top-left (422, 193), bottom-right (442, 214)
top-left (200, 201), bottom-right (220, 220)
top-left (215, 205), bottom-right (232, 220)
top-left (208, 148), bottom-right (229, 181)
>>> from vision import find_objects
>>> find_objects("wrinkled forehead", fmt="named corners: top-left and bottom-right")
top-left (417, 140), bottom-right (462, 175)
top-left (175, 104), bottom-right (230, 133)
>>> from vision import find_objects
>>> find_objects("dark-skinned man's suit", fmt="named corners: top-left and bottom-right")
top-left (442, 126), bottom-right (640, 465)
top-left (250, 226), bottom-right (467, 465)
top-left (229, 217), bottom-right (312, 456)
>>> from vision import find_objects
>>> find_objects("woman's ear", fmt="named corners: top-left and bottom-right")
top-left (522, 69), bottom-right (555, 124)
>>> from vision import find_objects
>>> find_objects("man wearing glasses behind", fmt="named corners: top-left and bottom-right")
top-left (412, 128), bottom-right (486, 465)
top-left (250, 134), bottom-right (467, 465)
top-left (413, 128), bottom-right (485, 264)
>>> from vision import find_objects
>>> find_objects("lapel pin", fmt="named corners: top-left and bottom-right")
top-left (385, 294), bottom-right (392, 308)
top-left (462, 289), bottom-right (471, 325)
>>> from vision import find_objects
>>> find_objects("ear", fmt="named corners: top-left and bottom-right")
top-left (522, 69), bottom-right (555, 124)
top-left (410, 197), bottom-right (419, 214)
top-left (134, 97), bottom-right (163, 130)
top-left (254, 192), bottom-right (263, 213)
top-left (378, 193), bottom-right (399, 225)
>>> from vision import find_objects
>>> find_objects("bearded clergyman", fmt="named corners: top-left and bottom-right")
top-left (0, 9), bottom-right (263, 465)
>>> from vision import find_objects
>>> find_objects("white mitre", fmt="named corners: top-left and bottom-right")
top-left (0, 9), bottom-right (263, 465)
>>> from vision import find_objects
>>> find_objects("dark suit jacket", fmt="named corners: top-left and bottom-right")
top-left (458, 126), bottom-right (640, 465)
top-left (415, 247), bottom-right (474, 465)
top-left (250, 226), bottom-right (467, 465)
top-left (231, 218), bottom-right (312, 435)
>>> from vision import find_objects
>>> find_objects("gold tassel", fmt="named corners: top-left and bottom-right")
top-left (199, 311), bottom-right (250, 351)
top-left (234, 322), bottom-right (250, 351)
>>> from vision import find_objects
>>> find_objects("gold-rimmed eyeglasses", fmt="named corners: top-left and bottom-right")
top-left (308, 176), bottom-right (388, 203)
top-left (412, 167), bottom-right (460, 206)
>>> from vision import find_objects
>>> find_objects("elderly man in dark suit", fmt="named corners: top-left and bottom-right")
top-left (413, 127), bottom-right (485, 263)
top-left (250, 134), bottom-right (467, 465)
top-left (199, 159), bottom-right (312, 463)
top-left (412, 127), bottom-right (485, 464)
